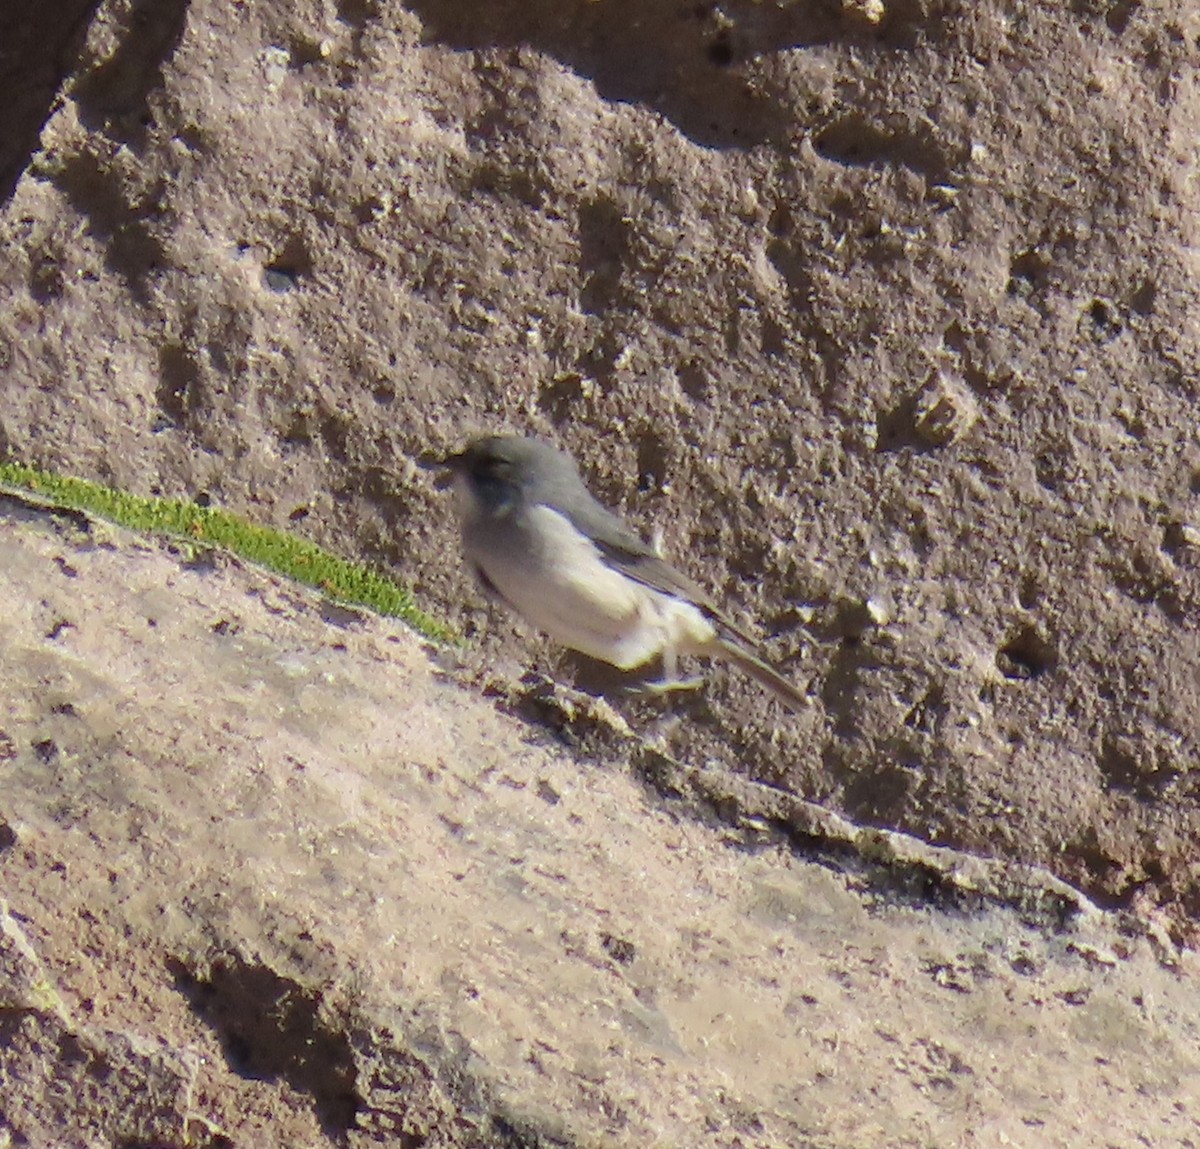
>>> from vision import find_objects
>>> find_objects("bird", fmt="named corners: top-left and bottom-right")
top-left (439, 434), bottom-right (806, 712)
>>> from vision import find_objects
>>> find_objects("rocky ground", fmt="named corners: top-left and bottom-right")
top-left (3, 493), bottom-right (1199, 1147)
top-left (2, 0), bottom-right (1199, 1144)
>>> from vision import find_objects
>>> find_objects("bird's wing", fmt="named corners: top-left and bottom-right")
top-left (555, 494), bottom-right (763, 650)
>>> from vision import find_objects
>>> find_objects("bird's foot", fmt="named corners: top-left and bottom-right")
top-left (624, 675), bottom-right (707, 699)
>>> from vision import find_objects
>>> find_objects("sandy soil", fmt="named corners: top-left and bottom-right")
top-left (2, 492), bottom-right (1198, 1147)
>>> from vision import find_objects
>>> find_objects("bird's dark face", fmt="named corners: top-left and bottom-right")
top-left (444, 436), bottom-right (531, 517)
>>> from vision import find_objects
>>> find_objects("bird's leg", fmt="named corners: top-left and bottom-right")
top-left (625, 645), bottom-right (706, 698)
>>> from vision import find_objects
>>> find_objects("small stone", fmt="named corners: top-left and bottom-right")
top-left (739, 182), bottom-right (761, 219)
top-left (843, 0), bottom-right (886, 24)
top-left (1164, 521), bottom-right (1200, 551)
top-left (258, 46), bottom-right (290, 91)
top-left (912, 372), bottom-right (980, 446)
top-left (865, 597), bottom-right (892, 626)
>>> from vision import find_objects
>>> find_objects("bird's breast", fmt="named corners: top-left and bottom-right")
top-left (463, 503), bottom-right (713, 669)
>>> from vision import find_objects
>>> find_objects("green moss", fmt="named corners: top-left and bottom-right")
top-left (0, 461), bottom-right (454, 643)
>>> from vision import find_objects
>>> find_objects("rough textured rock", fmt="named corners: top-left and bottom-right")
top-left (2, 0), bottom-right (1200, 1141)
top-left (2, 493), bottom-right (1199, 1147)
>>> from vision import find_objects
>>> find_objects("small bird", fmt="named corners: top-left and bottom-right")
top-left (440, 434), bottom-right (806, 711)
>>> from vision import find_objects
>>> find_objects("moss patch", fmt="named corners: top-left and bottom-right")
top-left (0, 461), bottom-right (453, 642)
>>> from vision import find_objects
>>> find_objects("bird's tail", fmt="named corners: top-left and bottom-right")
top-left (714, 637), bottom-right (808, 713)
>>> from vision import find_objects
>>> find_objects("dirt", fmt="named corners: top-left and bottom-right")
top-left (3, 492), bottom-right (1199, 1147)
top-left (2, 0), bottom-right (1200, 1143)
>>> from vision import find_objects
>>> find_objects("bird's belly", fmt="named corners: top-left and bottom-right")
top-left (465, 504), bottom-right (714, 669)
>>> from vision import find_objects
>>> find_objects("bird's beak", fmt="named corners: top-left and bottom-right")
top-left (418, 447), bottom-right (466, 490)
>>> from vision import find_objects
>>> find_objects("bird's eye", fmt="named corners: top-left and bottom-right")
top-left (466, 452), bottom-right (517, 511)
top-left (479, 456), bottom-right (510, 480)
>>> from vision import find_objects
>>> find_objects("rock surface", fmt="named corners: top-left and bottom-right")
top-left (2, 0), bottom-right (1200, 1143)
top-left (2, 493), bottom-right (1198, 1147)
